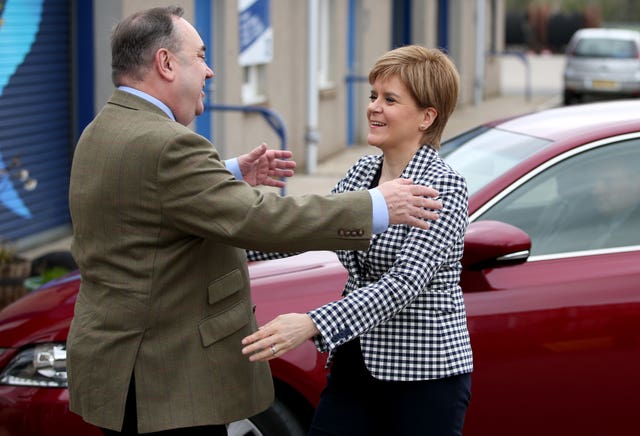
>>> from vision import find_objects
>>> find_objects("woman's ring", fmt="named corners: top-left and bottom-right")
top-left (270, 344), bottom-right (278, 356)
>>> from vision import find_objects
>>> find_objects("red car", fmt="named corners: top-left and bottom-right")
top-left (2, 100), bottom-right (639, 435)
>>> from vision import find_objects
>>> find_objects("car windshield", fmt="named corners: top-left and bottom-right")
top-left (440, 126), bottom-right (551, 196)
top-left (574, 38), bottom-right (638, 58)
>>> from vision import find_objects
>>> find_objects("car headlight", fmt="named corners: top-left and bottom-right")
top-left (0, 343), bottom-right (67, 387)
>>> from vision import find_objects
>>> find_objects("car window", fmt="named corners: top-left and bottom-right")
top-left (575, 38), bottom-right (638, 58)
top-left (477, 139), bottom-right (640, 256)
top-left (441, 127), bottom-right (551, 196)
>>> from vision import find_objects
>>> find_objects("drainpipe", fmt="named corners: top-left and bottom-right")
top-left (306, 0), bottom-right (320, 174)
top-left (346, 0), bottom-right (357, 146)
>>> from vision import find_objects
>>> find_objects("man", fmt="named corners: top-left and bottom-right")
top-left (67, 6), bottom-right (441, 435)
top-left (586, 155), bottom-right (640, 249)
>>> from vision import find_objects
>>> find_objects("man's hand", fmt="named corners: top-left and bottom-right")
top-left (238, 143), bottom-right (297, 187)
top-left (378, 178), bottom-right (442, 230)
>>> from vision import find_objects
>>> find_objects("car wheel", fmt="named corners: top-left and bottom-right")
top-left (227, 399), bottom-right (306, 436)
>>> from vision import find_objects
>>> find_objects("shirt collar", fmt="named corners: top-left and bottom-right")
top-left (118, 86), bottom-right (176, 121)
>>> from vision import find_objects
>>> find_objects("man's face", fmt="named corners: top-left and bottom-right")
top-left (592, 162), bottom-right (639, 216)
top-left (171, 17), bottom-right (214, 126)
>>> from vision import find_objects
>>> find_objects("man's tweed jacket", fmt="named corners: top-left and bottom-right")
top-left (67, 90), bottom-right (375, 433)
top-left (308, 145), bottom-right (474, 381)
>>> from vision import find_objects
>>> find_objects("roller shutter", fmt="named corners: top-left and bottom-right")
top-left (0, 0), bottom-right (72, 245)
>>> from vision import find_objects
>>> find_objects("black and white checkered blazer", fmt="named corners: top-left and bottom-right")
top-left (308, 145), bottom-right (473, 381)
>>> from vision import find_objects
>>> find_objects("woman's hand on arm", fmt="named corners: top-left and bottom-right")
top-left (241, 313), bottom-right (320, 362)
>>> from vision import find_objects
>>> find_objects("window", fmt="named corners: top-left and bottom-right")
top-left (575, 38), bottom-right (638, 59)
top-left (238, 0), bottom-right (272, 104)
top-left (242, 63), bottom-right (267, 104)
top-left (318, 0), bottom-right (335, 89)
top-left (478, 139), bottom-right (640, 256)
top-left (442, 127), bottom-right (551, 196)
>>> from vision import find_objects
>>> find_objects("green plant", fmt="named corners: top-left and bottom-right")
top-left (0, 239), bottom-right (16, 265)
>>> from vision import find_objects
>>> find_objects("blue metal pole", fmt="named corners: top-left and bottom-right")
top-left (195, 0), bottom-right (212, 140)
top-left (206, 104), bottom-right (288, 195)
top-left (74, 0), bottom-right (94, 141)
top-left (438, 0), bottom-right (449, 51)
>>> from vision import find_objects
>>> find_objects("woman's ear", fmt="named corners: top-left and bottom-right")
top-left (422, 107), bottom-right (438, 129)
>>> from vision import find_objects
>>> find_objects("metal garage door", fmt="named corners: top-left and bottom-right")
top-left (0, 0), bottom-right (72, 247)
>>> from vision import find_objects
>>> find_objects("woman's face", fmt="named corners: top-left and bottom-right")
top-left (367, 75), bottom-right (426, 152)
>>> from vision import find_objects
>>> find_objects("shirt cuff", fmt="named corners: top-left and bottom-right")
top-left (368, 188), bottom-right (389, 234)
top-left (225, 158), bottom-right (243, 180)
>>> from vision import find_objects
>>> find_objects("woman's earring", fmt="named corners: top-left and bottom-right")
top-left (419, 125), bottom-right (426, 131)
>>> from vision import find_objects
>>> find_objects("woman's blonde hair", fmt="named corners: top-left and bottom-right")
top-left (368, 45), bottom-right (460, 150)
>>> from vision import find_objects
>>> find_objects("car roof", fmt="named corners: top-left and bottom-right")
top-left (490, 100), bottom-right (640, 142)
top-left (572, 27), bottom-right (640, 41)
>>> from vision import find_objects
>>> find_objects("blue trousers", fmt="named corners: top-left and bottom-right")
top-left (309, 339), bottom-right (471, 436)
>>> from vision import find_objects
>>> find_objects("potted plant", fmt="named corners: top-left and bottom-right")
top-left (0, 155), bottom-right (37, 309)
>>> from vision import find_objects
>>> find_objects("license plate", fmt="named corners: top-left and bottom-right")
top-left (591, 80), bottom-right (619, 90)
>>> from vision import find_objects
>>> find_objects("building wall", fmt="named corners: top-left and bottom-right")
top-left (485, 0), bottom-right (506, 98)
top-left (351, 0), bottom-right (393, 147)
top-left (412, 0), bottom-right (439, 49)
top-left (213, 0), bottom-right (368, 168)
top-left (91, 0), bottom-right (505, 171)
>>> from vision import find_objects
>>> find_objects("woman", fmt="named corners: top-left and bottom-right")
top-left (242, 45), bottom-right (473, 436)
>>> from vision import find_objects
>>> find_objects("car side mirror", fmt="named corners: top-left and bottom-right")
top-left (463, 220), bottom-right (531, 270)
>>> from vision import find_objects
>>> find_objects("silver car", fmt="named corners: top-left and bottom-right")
top-left (563, 28), bottom-right (640, 105)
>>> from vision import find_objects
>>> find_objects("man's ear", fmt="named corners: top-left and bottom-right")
top-left (156, 48), bottom-right (174, 80)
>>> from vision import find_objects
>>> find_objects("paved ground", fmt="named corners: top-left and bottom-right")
top-left (21, 54), bottom-right (565, 260)
top-left (500, 53), bottom-right (565, 96)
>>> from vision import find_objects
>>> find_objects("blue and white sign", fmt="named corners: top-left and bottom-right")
top-left (238, 0), bottom-right (272, 66)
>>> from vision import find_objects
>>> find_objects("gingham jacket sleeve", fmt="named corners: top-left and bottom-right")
top-left (245, 249), bottom-right (295, 262)
top-left (308, 146), bottom-right (473, 381)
